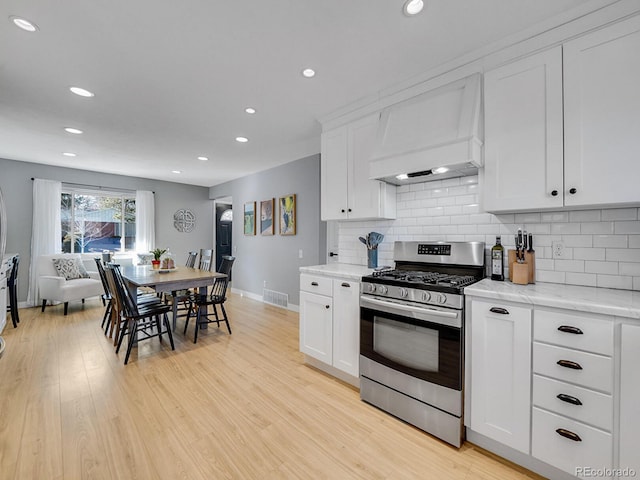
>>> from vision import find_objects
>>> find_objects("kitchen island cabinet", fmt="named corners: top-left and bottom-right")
top-left (320, 113), bottom-right (396, 221)
top-left (483, 14), bottom-right (640, 213)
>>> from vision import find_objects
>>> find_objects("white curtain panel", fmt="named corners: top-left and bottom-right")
top-left (135, 190), bottom-right (155, 253)
top-left (27, 179), bottom-right (62, 307)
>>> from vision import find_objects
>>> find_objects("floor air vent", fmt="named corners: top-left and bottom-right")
top-left (263, 289), bottom-right (289, 308)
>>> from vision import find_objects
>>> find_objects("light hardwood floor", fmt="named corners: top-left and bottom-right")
top-left (0, 294), bottom-right (545, 479)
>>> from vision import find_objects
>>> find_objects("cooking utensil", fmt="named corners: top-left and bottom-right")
top-left (359, 236), bottom-right (367, 245)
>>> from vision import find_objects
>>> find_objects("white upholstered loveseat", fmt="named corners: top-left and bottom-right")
top-left (37, 253), bottom-right (104, 315)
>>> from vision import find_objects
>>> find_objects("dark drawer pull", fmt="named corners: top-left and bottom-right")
top-left (310, 282), bottom-right (319, 286)
top-left (558, 325), bottom-right (584, 335)
top-left (557, 393), bottom-right (583, 406)
top-left (489, 307), bottom-right (509, 315)
top-left (557, 359), bottom-right (583, 370)
top-left (341, 282), bottom-right (351, 288)
top-left (556, 428), bottom-right (582, 442)
top-left (325, 305), bottom-right (330, 309)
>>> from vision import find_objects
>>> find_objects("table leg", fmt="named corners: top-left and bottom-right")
top-left (199, 285), bottom-right (208, 330)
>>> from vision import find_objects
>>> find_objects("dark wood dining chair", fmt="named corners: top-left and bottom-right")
top-left (184, 255), bottom-right (235, 343)
top-left (199, 249), bottom-right (213, 271)
top-left (108, 264), bottom-right (175, 365)
top-left (94, 258), bottom-right (113, 332)
top-left (7, 255), bottom-right (20, 328)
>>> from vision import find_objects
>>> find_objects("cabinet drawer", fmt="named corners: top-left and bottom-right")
top-left (533, 342), bottom-right (612, 393)
top-left (300, 274), bottom-right (333, 296)
top-left (534, 309), bottom-right (613, 355)
top-left (471, 300), bottom-right (532, 324)
top-left (532, 407), bottom-right (612, 478)
top-left (533, 374), bottom-right (612, 431)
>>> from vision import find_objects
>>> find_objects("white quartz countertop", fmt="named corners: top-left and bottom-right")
top-left (299, 263), bottom-right (374, 281)
top-left (466, 278), bottom-right (640, 320)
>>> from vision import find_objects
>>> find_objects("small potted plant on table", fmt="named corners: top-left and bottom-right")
top-left (150, 248), bottom-right (167, 269)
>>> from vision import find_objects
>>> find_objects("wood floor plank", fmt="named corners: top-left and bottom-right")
top-left (0, 294), bottom-right (546, 480)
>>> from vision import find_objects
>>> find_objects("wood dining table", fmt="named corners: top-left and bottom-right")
top-left (119, 265), bottom-right (227, 330)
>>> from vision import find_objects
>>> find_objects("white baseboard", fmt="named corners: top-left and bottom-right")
top-left (230, 287), bottom-right (299, 313)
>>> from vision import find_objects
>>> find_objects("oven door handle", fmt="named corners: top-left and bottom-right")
top-left (361, 297), bottom-right (459, 319)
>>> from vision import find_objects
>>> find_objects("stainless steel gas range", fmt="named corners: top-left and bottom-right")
top-left (359, 241), bottom-right (485, 447)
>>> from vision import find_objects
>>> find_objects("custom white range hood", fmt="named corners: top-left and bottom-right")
top-left (369, 73), bottom-right (482, 185)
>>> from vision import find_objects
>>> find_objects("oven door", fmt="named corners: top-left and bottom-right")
top-left (360, 295), bottom-right (462, 391)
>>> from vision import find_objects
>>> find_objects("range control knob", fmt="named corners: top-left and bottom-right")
top-left (422, 291), bottom-right (431, 302)
top-left (399, 288), bottom-right (409, 298)
top-left (435, 293), bottom-right (447, 304)
top-left (367, 283), bottom-right (376, 293)
top-left (378, 285), bottom-right (388, 295)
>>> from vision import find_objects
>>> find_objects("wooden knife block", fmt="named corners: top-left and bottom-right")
top-left (508, 249), bottom-right (536, 284)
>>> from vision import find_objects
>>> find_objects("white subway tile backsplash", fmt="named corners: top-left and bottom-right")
top-left (570, 210), bottom-right (601, 222)
top-left (337, 180), bottom-right (640, 291)
top-left (551, 223), bottom-right (581, 234)
top-left (602, 208), bottom-right (637, 221)
top-left (581, 222), bottom-right (615, 234)
top-left (593, 235), bottom-right (628, 248)
top-left (537, 270), bottom-right (566, 284)
top-left (597, 275), bottom-right (633, 290)
top-left (619, 262), bottom-right (640, 276)
top-left (554, 260), bottom-right (584, 272)
top-left (541, 212), bottom-right (570, 223)
top-left (565, 272), bottom-right (597, 287)
top-left (615, 221), bottom-right (640, 234)
top-left (562, 235), bottom-right (593, 248)
top-left (606, 248), bottom-right (640, 263)
top-left (573, 248), bottom-right (605, 261)
top-left (585, 261), bottom-right (619, 275)
top-left (515, 213), bottom-right (542, 223)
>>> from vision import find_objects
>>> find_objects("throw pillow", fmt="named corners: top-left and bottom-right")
top-left (52, 258), bottom-right (90, 280)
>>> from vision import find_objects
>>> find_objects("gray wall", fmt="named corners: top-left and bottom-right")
top-left (0, 158), bottom-right (213, 302)
top-left (209, 154), bottom-right (325, 306)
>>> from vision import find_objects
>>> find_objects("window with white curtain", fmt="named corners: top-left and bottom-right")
top-left (61, 188), bottom-right (136, 253)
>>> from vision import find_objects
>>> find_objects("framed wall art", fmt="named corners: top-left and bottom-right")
top-left (279, 194), bottom-right (296, 235)
top-left (244, 201), bottom-right (256, 235)
top-left (260, 198), bottom-right (275, 235)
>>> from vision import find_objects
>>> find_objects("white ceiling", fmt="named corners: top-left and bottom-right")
top-left (0, 0), bottom-right (613, 187)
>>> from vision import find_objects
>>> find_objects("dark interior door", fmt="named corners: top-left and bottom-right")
top-left (216, 203), bottom-right (232, 276)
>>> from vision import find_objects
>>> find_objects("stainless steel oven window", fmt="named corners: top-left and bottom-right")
top-left (373, 316), bottom-right (439, 371)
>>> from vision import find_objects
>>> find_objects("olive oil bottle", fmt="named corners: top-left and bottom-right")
top-left (491, 236), bottom-right (505, 281)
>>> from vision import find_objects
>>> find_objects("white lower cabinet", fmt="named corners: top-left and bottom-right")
top-left (532, 309), bottom-right (614, 478)
top-left (299, 273), bottom-right (360, 379)
top-left (469, 299), bottom-right (532, 453)
top-left (532, 407), bottom-right (613, 479)
top-left (299, 291), bottom-right (333, 365)
top-left (619, 324), bottom-right (640, 476)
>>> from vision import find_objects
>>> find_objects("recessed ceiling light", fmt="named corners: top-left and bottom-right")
top-left (301, 68), bottom-right (316, 78)
top-left (235, 136), bottom-right (248, 143)
top-left (396, 174), bottom-right (409, 180)
top-left (433, 167), bottom-right (449, 174)
top-left (62, 152), bottom-right (76, 157)
top-left (69, 86), bottom-right (95, 97)
top-left (245, 107), bottom-right (256, 114)
top-left (197, 156), bottom-right (208, 161)
top-left (403, 0), bottom-right (424, 16)
top-left (64, 127), bottom-right (83, 134)
top-left (10, 16), bottom-right (38, 32)
top-left (172, 170), bottom-right (181, 174)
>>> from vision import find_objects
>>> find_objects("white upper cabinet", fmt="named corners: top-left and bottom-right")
top-left (563, 14), bottom-right (640, 207)
top-left (483, 47), bottom-right (564, 212)
top-left (483, 15), bottom-right (640, 212)
top-left (321, 113), bottom-right (396, 221)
